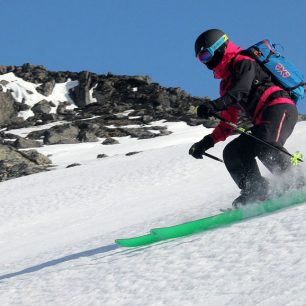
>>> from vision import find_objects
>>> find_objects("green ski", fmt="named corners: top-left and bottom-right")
top-left (115, 233), bottom-right (158, 247)
top-left (115, 188), bottom-right (306, 247)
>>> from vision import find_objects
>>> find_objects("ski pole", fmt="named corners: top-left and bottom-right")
top-left (211, 112), bottom-right (303, 165)
top-left (203, 152), bottom-right (224, 163)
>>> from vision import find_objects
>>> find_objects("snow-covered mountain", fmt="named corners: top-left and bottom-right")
top-left (0, 65), bottom-right (211, 181)
top-left (0, 64), bottom-right (204, 129)
top-left (0, 116), bottom-right (306, 305)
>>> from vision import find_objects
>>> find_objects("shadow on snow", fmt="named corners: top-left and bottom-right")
top-left (0, 243), bottom-right (119, 282)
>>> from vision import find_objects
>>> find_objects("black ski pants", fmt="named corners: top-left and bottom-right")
top-left (223, 104), bottom-right (298, 190)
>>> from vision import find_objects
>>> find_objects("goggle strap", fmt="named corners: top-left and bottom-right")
top-left (207, 34), bottom-right (228, 54)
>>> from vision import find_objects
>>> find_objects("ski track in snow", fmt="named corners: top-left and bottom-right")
top-left (0, 121), bottom-right (306, 306)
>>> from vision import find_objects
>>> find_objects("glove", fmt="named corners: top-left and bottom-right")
top-left (196, 101), bottom-right (215, 119)
top-left (189, 136), bottom-right (214, 159)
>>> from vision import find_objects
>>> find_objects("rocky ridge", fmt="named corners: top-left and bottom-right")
top-left (0, 63), bottom-right (211, 181)
top-left (0, 63), bottom-right (304, 182)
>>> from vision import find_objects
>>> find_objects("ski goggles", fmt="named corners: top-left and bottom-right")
top-left (197, 34), bottom-right (229, 64)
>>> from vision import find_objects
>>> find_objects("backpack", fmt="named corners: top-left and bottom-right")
top-left (244, 39), bottom-right (305, 104)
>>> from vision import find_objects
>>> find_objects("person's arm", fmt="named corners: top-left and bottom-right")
top-left (209, 106), bottom-right (238, 143)
top-left (212, 59), bottom-right (257, 111)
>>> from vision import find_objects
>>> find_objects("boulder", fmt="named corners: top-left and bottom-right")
top-left (126, 151), bottom-right (141, 156)
top-left (18, 149), bottom-right (51, 165)
top-left (77, 130), bottom-right (98, 142)
top-left (70, 71), bottom-right (96, 107)
top-left (57, 102), bottom-right (73, 115)
top-left (14, 102), bottom-right (31, 112)
top-left (102, 138), bottom-right (119, 145)
top-left (31, 100), bottom-right (53, 115)
top-left (0, 144), bottom-right (51, 181)
top-left (14, 137), bottom-right (42, 149)
top-left (44, 124), bottom-right (80, 145)
top-left (97, 154), bottom-right (108, 159)
top-left (66, 163), bottom-right (81, 168)
top-left (36, 80), bottom-right (56, 96)
top-left (118, 127), bottom-right (160, 139)
top-left (0, 92), bottom-right (17, 127)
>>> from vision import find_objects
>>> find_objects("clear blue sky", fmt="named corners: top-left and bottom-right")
top-left (1, 0), bottom-right (306, 113)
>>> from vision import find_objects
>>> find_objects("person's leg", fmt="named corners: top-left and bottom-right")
top-left (254, 104), bottom-right (299, 190)
top-left (223, 134), bottom-right (261, 189)
top-left (223, 103), bottom-right (298, 207)
top-left (223, 133), bottom-right (269, 207)
top-left (253, 104), bottom-right (298, 174)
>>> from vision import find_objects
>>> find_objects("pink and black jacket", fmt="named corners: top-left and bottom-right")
top-left (208, 41), bottom-right (295, 144)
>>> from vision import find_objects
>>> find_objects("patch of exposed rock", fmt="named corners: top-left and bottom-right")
top-left (0, 64), bottom-right (207, 129)
top-left (0, 91), bottom-right (18, 126)
top-left (0, 144), bottom-right (51, 182)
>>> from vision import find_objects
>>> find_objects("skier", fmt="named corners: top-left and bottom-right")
top-left (189, 29), bottom-right (299, 207)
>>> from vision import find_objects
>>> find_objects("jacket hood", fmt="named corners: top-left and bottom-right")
top-left (213, 41), bottom-right (242, 79)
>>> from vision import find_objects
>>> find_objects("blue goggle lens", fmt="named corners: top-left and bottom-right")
top-left (197, 50), bottom-right (213, 63)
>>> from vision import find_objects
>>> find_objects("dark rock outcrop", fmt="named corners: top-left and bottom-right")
top-left (0, 91), bottom-right (18, 126)
top-left (36, 80), bottom-right (56, 96)
top-left (71, 71), bottom-right (94, 107)
top-left (97, 154), bottom-right (108, 159)
top-left (14, 137), bottom-right (42, 149)
top-left (43, 124), bottom-right (80, 145)
top-left (66, 163), bottom-right (81, 168)
top-left (31, 100), bottom-right (53, 115)
top-left (0, 144), bottom-right (51, 182)
top-left (102, 138), bottom-right (119, 145)
top-left (0, 64), bottom-right (207, 128)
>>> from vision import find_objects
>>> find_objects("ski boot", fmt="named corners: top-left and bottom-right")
top-left (232, 178), bottom-right (270, 209)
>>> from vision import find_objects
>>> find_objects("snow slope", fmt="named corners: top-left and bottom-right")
top-left (0, 121), bottom-right (306, 306)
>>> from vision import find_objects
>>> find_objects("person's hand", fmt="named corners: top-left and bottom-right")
top-left (189, 136), bottom-right (214, 159)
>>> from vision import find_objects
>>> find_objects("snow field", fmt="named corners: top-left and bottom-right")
top-left (0, 121), bottom-right (305, 305)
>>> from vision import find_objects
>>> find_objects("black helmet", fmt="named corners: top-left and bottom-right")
top-left (195, 29), bottom-right (229, 70)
